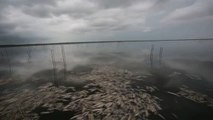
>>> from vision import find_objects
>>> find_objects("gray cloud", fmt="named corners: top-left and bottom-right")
top-left (163, 0), bottom-right (213, 22)
top-left (0, 0), bottom-right (212, 44)
top-left (91, 0), bottom-right (141, 8)
top-left (0, 0), bottom-right (158, 41)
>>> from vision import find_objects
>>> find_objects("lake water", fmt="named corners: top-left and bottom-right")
top-left (0, 40), bottom-right (213, 120)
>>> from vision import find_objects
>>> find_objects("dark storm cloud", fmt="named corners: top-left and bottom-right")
top-left (0, 0), bottom-right (61, 43)
top-left (15, 0), bottom-right (169, 18)
top-left (0, 0), bottom-right (212, 44)
top-left (0, 0), bottom-right (58, 18)
top-left (22, 1), bottom-right (97, 18)
top-left (0, 0), bottom-right (155, 41)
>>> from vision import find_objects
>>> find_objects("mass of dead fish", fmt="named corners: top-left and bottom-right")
top-left (0, 65), bottom-right (212, 120)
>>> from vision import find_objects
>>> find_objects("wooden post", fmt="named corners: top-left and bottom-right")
top-left (0, 48), bottom-right (4, 63)
top-left (27, 47), bottom-right (32, 63)
top-left (4, 48), bottom-right (12, 77)
top-left (61, 45), bottom-right (67, 81)
top-left (150, 44), bottom-right (154, 68)
top-left (159, 47), bottom-right (163, 65)
top-left (51, 49), bottom-right (57, 86)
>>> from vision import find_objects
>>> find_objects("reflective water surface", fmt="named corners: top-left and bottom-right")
top-left (0, 41), bottom-right (213, 120)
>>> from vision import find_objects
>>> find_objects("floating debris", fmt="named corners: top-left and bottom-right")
top-left (178, 87), bottom-right (213, 106)
top-left (167, 91), bottom-right (180, 97)
top-left (158, 114), bottom-right (166, 120)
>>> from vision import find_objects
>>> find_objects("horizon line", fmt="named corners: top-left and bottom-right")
top-left (0, 38), bottom-right (213, 48)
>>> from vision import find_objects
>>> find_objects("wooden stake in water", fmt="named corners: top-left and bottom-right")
top-left (61, 45), bottom-right (67, 80)
top-left (150, 44), bottom-right (154, 68)
top-left (27, 47), bottom-right (32, 63)
top-left (159, 47), bottom-right (163, 65)
top-left (0, 48), bottom-right (5, 63)
top-left (4, 48), bottom-right (12, 77)
top-left (51, 49), bottom-right (57, 86)
top-left (0, 49), bottom-right (4, 57)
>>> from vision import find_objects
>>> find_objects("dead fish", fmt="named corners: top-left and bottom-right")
top-left (158, 114), bottom-right (166, 120)
top-left (167, 91), bottom-right (180, 97)
top-left (70, 114), bottom-right (82, 120)
top-left (88, 113), bottom-right (94, 120)
top-left (128, 114), bottom-right (135, 120)
top-left (171, 113), bottom-right (178, 119)
top-left (40, 111), bottom-right (52, 115)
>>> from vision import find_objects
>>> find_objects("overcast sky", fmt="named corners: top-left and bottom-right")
top-left (0, 0), bottom-right (213, 44)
